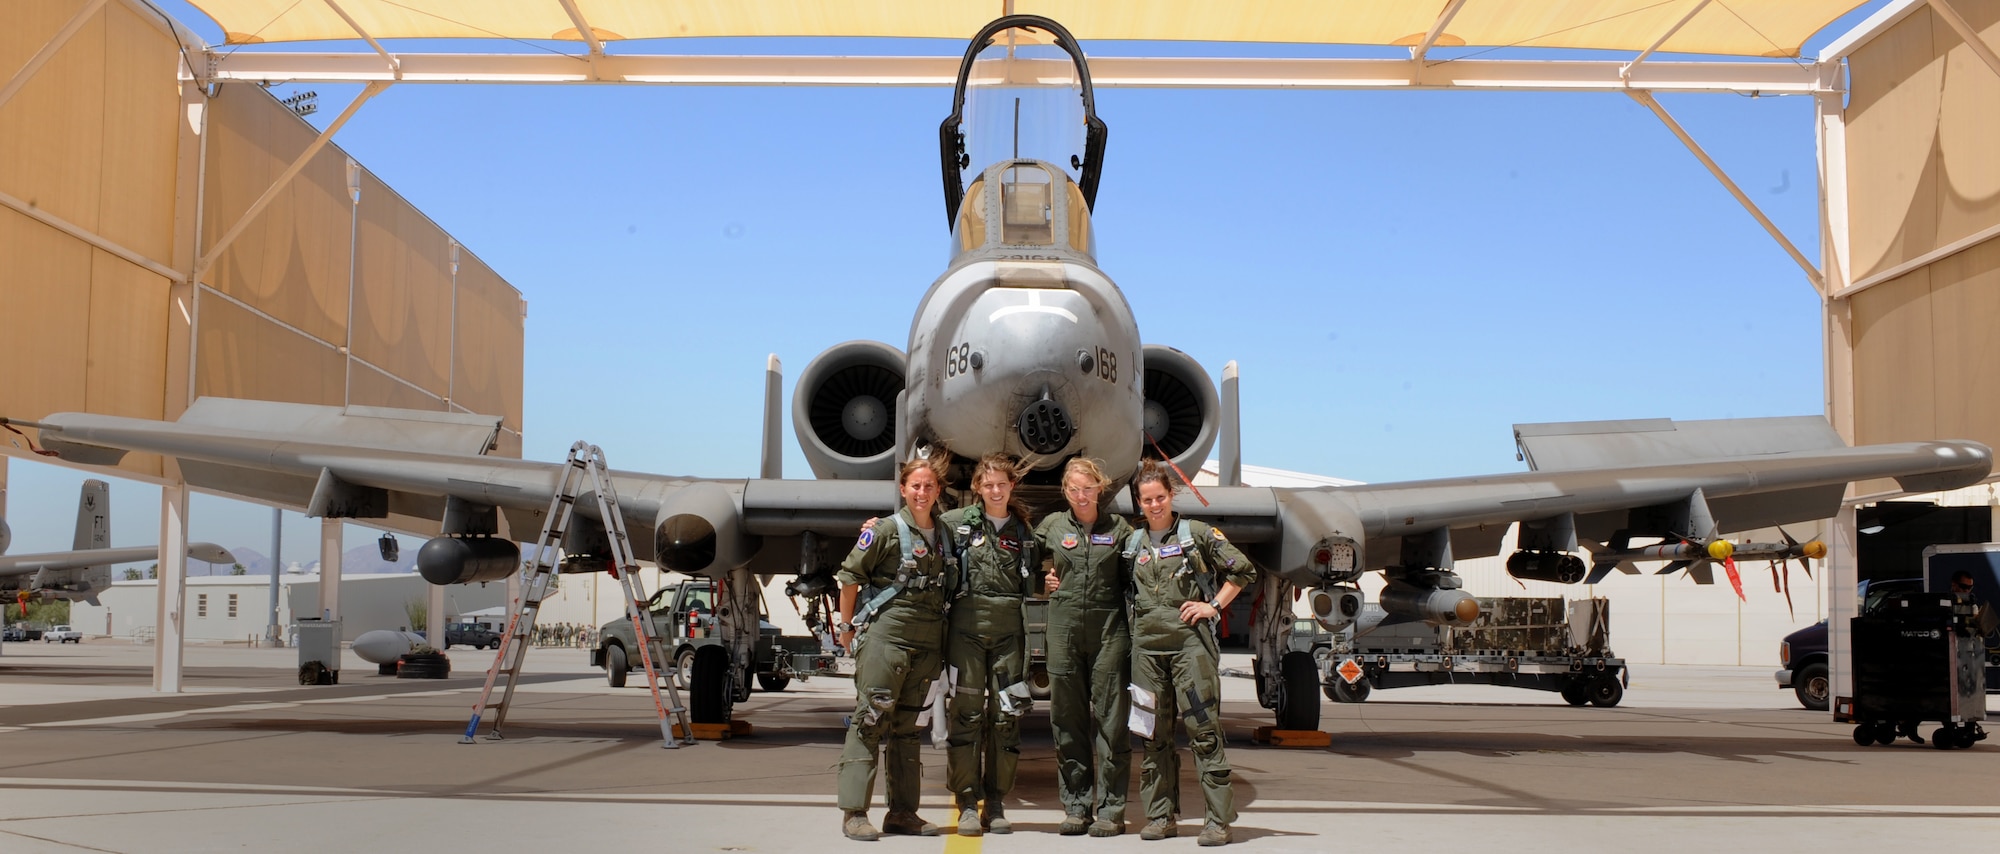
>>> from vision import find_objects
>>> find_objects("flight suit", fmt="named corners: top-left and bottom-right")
top-left (941, 505), bottom-right (1039, 812)
top-left (1036, 509), bottom-right (1137, 824)
top-left (835, 506), bottom-right (956, 816)
top-left (1126, 517), bottom-right (1256, 827)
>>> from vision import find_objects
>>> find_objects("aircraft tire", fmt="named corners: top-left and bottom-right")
top-left (1275, 651), bottom-right (1320, 731)
top-left (757, 672), bottom-right (790, 692)
top-left (605, 644), bottom-right (629, 688)
top-left (689, 644), bottom-right (733, 724)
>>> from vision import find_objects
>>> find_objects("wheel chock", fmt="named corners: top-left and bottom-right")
top-left (1248, 728), bottom-right (1328, 748)
top-left (673, 720), bottom-right (753, 740)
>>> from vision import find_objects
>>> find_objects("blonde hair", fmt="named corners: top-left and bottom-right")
top-left (897, 445), bottom-right (950, 487)
top-left (1061, 457), bottom-right (1112, 492)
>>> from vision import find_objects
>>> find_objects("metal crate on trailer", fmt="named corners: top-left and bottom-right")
top-left (1844, 590), bottom-right (1986, 749)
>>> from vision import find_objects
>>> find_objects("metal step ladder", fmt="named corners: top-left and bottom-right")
top-left (461, 441), bottom-right (696, 748)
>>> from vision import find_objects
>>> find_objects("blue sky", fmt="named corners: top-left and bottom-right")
top-left (0, 2), bottom-right (1891, 567)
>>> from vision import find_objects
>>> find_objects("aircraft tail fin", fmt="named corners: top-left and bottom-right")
top-left (73, 479), bottom-right (109, 551)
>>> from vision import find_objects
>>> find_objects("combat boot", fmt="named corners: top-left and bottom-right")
top-left (1057, 813), bottom-right (1090, 835)
top-left (881, 810), bottom-right (940, 836)
top-left (1140, 817), bottom-right (1177, 840)
top-left (841, 811), bottom-right (880, 842)
top-left (956, 808), bottom-right (982, 837)
top-left (1088, 818), bottom-right (1124, 837)
top-left (1197, 822), bottom-right (1231, 847)
top-left (982, 802), bottom-right (1011, 834)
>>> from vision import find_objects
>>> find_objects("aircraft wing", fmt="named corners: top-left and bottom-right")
top-left (7, 401), bottom-right (1989, 589)
top-left (0, 544), bottom-right (234, 578)
top-left (8, 398), bottom-right (896, 579)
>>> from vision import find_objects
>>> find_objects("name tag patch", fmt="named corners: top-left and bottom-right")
top-left (1159, 543), bottom-right (1184, 557)
top-left (1090, 533), bottom-right (1115, 545)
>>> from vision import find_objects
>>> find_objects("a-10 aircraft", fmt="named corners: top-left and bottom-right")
top-left (1, 479), bottom-right (233, 607)
top-left (3, 16), bottom-right (1991, 730)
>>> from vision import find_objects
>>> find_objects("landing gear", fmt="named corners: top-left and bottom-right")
top-left (689, 644), bottom-right (735, 724)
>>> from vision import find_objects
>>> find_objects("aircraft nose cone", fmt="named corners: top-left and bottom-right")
top-left (1018, 398), bottom-right (1074, 455)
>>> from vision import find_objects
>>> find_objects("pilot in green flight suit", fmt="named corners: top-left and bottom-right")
top-left (1125, 462), bottom-right (1256, 847)
top-left (834, 458), bottom-right (956, 841)
top-left (1037, 457), bottom-right (1137, 837)
top-left (940, 453), bottom-right (1040, 836)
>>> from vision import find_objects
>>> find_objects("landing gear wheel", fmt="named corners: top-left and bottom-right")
top-left (1587, 677), bottom-right (1624, 708)
top-left (689, 644), bottom-right (734, 724)
top-left (1793, 662), bottom-right (1830, 711)
top-left (1325, 677), bottom-right (1371, 704)
top-left (757, 672), bottom-right (791, 692)
top-left (1560, 680), bottom-right (1590, 706)
top-left (675, 646), bottom-right (697, 690)
top-left (1274, 650), bottom-right (1321, 731)
top-left (605, 645), bottom-right (629, 688)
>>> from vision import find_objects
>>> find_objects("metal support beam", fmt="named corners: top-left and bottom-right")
top-left (1928, 0), bottom-right (2000, 82)
top-left (154, 482), bottom-right (189, 692)
top-left (190, 80), bottom-right (389, 285)
top-left (204, 51), bottom-right (1837, 94)
top-left (322, 0), bottom-right (400, 78)
top-left (1626, 90), bottom-right (1824, 290)
top-left (1410, 0), bottom-right (1468, 65)
top-left (318, 518), bottom-right (342, 622)
top-left (0, 0), bottom-right (109, 113)
top-left (1826, 505), bottom-right (1858, 720)
top-left (1623, 0), bottom-right (1713, 79)
top-left (0, 186), bottom-right (182, 281)
top-left (1835, 221), bottom-right (2000, 300)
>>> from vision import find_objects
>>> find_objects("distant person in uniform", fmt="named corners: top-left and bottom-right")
top-left (834, 454), bottom-right (957, 841)
top-left (1125, 461), bottom-right (1255, 847)
top-left (1038, 457), bottom-right (1137, 836)
top-left (1951, 569), bottom-right (2000, 639)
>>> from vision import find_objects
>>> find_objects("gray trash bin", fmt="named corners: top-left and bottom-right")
top-left (295, 619), bottom-right (343, 685)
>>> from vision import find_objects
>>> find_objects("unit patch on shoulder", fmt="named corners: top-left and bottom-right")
top-left (1211, 527), bottom-right (1227, 542)
top-left (856, 529), bottom-right (875, 550)
top-left (1061, 533), bottom-right (1079, 549)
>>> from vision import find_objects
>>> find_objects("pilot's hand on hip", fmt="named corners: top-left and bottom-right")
top-left (1178, 600), bottom-right (1218, 625)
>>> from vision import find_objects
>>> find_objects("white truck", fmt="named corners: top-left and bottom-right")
top-left (43, 625), bottom-right (82, 643)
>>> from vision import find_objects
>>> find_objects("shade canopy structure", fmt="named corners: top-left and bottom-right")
top-left (192, 0), bottom-right (1855, 57)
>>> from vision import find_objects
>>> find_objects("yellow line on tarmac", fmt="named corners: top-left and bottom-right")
top-left (943, 832), bottom-right (983, 854)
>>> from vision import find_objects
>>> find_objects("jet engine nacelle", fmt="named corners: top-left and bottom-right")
top-left (1140, 344), bottom-right (1219, 475)
top-left (654, 482), bottom-right (755, 576)
top-left (0, 518), bottom-right (11, 555)
top-left (416, 535), bottom-right (520, 585)
top-left (794, 340), bottom-right (908, 480)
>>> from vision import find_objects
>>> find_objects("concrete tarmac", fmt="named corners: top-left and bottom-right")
top-left (2, 638), bottom-right (1997, 852)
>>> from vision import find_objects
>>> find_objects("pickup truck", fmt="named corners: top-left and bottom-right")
top-left (444, 622), bottom-right (500, 650)
top-left (43, 625), bottom-right (82, 643)
top-left (592, 579), bottom-right (829, 698)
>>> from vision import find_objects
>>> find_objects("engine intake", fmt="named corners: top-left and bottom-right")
top-left (1139, 344), bottom-right (1219, 475)
top-left (794, 340), bottom-right (908, 480)
top-left (655, 482), bottom-right (754, 575)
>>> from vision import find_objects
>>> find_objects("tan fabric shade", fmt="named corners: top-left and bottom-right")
top-left (189, 0), bottom-right (1864, 58)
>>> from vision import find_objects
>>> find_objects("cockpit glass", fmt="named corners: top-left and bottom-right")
top-left (961, 33), bottom-right (1085, 185)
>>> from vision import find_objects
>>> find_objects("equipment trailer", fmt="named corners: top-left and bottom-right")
top-left (1305, 596), bottom-right (1627, 707)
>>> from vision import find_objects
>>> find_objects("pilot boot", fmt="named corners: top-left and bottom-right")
top-left (1197, 823), bottom-right (1231, 847)
top-left (881, 810), bottom-right (940, 837)
top-left (1057, 813), bottom-right (1090, 836)
top-left (982, 802), bottom-right (1011, 835)
top-left (1140, 817), bottom-right (1178, 840)
top-left (956, 807), bottom-right (982, 837)
top-left (841, 811), bottom-right (880, 842)
top-left (1088, 818), bottom-right (1124, 837)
